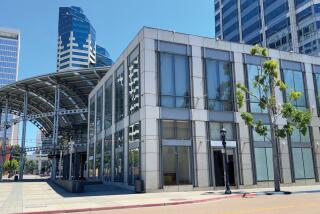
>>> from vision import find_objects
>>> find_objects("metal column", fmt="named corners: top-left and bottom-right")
top-left (51, 85), bottom-right (60, 179)
top-left (0, 98), bottom-right (9, 181)
top-left (19, 91), bottom-right (28, 180)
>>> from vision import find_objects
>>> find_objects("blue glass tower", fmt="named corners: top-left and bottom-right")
top-left (95, 45), bottom-right (112, 67)
top-left (57, 6), bottom-right (97, 71)
top-left (0, 28), bottom-right (20, 145)
top-left (215, 0), bottom-right (320, 56)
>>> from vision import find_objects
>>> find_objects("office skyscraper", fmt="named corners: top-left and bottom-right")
top-left (0, 28), bottom-right (20, 145)
top-left (56, 6), bottom-right (112, 71)
top-left (215, 0), bottom-right (320, 56)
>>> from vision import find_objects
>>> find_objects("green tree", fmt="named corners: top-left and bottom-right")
top-left (4, 159), bottom-right (19, 173)
top-left (236, 45), bottom-right (312, 192)
top-left (25, 160), bottom-right (37, 174)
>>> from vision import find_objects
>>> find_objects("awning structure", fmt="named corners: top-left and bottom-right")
top-left (0, 67), bottom-right (109, 135)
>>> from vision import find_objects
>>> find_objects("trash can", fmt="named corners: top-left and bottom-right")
top-left (135, 179), bottom-right (144, 193)
top-left (14, 175), bottom-right (18, 181)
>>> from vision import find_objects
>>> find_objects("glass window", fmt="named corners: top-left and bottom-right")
top-left (163, 146), bottom-right (192, 185)
top-left (115, 65), bottom-right (124, 121)
top-left (89, 97), bottom-right (95, 139)
top-left (96, 88), bottom-right (103, 134)
top-left (95, 139), bottom-right (102, 178)
top-left (292, 148), bottom-right (315, 179)
top-left (282, 69), bottom-right (307, 109)
top-left (252, 125), bottom-right (273, 181)
top-left (254, 148), bottom-right (274, 181)
top-left (114, 130), bottom-right (124, 182)
top-left (246, 64), bottom-right (268, 113)
top-left (206, 59), bottom-right (233, 111)
top-left (290, 127), bottom-right (310, 144)
top-left (88, 142), bottom-right (94, 178)
top-left (160, 53), bottom-right (190, 108)
top-left (313, 72), bottom-right (320, 113)
top-left (103, 135), bottom-right (112, 181)
top-left (128, 122), bottom-right (140, 186)
top-left (162, 120), bottom-right (190, 140)
top-left (128, 47), bottom-right (140, 114)
top-left (104, 77), bottom-right (113, 129)
top-left (209, 122), bottom-right (235, 141)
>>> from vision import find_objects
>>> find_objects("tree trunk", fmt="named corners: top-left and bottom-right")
top-left (268, 77), bottom-right (281, 192)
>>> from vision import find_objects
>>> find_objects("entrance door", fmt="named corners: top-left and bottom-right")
top-left (212, 149), bottom-right (236, 187)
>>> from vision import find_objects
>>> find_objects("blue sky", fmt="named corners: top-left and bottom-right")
top-left (0, 0), bottom-right (214, 147)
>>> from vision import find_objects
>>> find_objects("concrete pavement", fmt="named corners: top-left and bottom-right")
top-left (0, 180), bottom-right (319, 214)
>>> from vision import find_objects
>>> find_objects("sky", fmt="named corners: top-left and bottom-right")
top-left (0, 0), bottom-right (214, 147)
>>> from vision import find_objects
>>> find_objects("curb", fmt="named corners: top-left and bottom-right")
top-left (13, 193), bottom-right (257, 214)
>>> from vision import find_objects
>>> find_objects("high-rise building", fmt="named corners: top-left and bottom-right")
top-left (95, 45), bottom-right (113, 67)
top-left (214, 0), bottom-right (320, 56)
top-left (56, 6), bottom-right (112, 71)
top-left (0, 28), bottom-right (19, 145)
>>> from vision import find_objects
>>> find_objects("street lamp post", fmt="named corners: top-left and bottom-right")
top-left (220, 128), bottom-right (232, 195)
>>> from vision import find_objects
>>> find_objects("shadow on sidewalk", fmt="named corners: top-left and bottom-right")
top-left (47, 180), bottom-right (134, 198)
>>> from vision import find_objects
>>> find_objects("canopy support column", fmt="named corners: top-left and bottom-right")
top-left (19, 91), bottom-right (28, 180)
top-left (0, 98), bottom-right (9, 181)
top-left (51, 85), bottom-right (60, 179)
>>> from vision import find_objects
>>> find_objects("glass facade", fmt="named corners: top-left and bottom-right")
top-left (128, 46), bottom-right (140, 114)
top-left (246, 64), bottom-right (268, 113)
top-left (0, 29), bottom-right (19, 144)
top-left (57, 6), bottom-right (112, 71)
top-left (252, 126), bottom-right (274, 181)
top-left (161, 120), bottom-right (192, 186)
top-left (115, 65), bottom-right (124, 121)
top-left (282, 69), bottom-right (307, 109)
top-left (290, 128), bottom-right (315, 179)
top-left (209, 122), bottom-right (235, 141)
top-left (160, 53), bottom-right (190, 108)
top-left (88, 97), bottom-right (95, 177)
top-left (128, 122), bottom-right (140, 186)
top-left (104, 77), bottom-right (113, 129)
top-left (114, 130), bottom-right (124, 182)
top-left (205, 59), bottom-right (233, 111)
top-left (104, 135), bottom-right (112, 181)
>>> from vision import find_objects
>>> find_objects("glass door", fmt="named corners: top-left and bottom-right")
top-left (163, 146), bottom-right (192, 186)
top-left (212, 148), bottom-right (236, 187)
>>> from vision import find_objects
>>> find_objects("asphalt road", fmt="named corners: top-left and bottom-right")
top-left (88, 193), bottom-right (320, 214)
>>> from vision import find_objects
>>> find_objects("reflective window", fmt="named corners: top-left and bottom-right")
top-left (114, 130), bottom-right (124, 182)
top-left (163, 146), bottom-right (192, 185)
top-left (104, 135), bottom-right (112, 181)
top-left (206, 59), bottom-right (233, 111)
top-left (128, 47), bottom-right (140, 114)
top-left (88, 142), bottom-right (94, 178)
top-left (96, 87), bottom-right (103, 134)
top-left (89, 97), bottom-right (95, 139)
top-left (160, 53), bottom-right (190, 108)
top-left (209, 122), bottom-right (235, 141)
top-left (282, 69), bottom-right (307, 109)
top-left (254, 148), bottom-right (274, 181)
top-left (128, 122), bottom-right (140, 186)
top-left (162, 120), bottom-right (190, 140)
top-left (246, 64), bottom-right (268, 113)
top-left (252, 126), bottom-right (274, 181)
top-left (95, 139), bottom-right (102, 178)
top-left (104, 77), bottom-right (113, 129)
top-left (292, 148), bottom-right (315, 179)
top-left (115, 65), bottom-right (124, 121)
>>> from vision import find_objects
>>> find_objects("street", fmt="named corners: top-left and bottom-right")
top-left (89, 193), bottom-right (320, 214)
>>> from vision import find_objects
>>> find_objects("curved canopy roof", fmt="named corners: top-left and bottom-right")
top-left (0, 67), bottom-right (109, 135)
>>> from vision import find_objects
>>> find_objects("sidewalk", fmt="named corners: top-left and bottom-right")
top-left (0, 181), bottom-right (319, 214)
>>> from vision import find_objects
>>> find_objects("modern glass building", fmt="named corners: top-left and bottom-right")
top-left (215, 0), bottom-right (320, 56)
top-left (0, 28), bottom-right (19, 146)
top-left (57, 6), bottom-right (112, 71)
top-left (95, 45), bottom-right (113, 67)
top-left (86, 27), bottom-right (320, 192)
